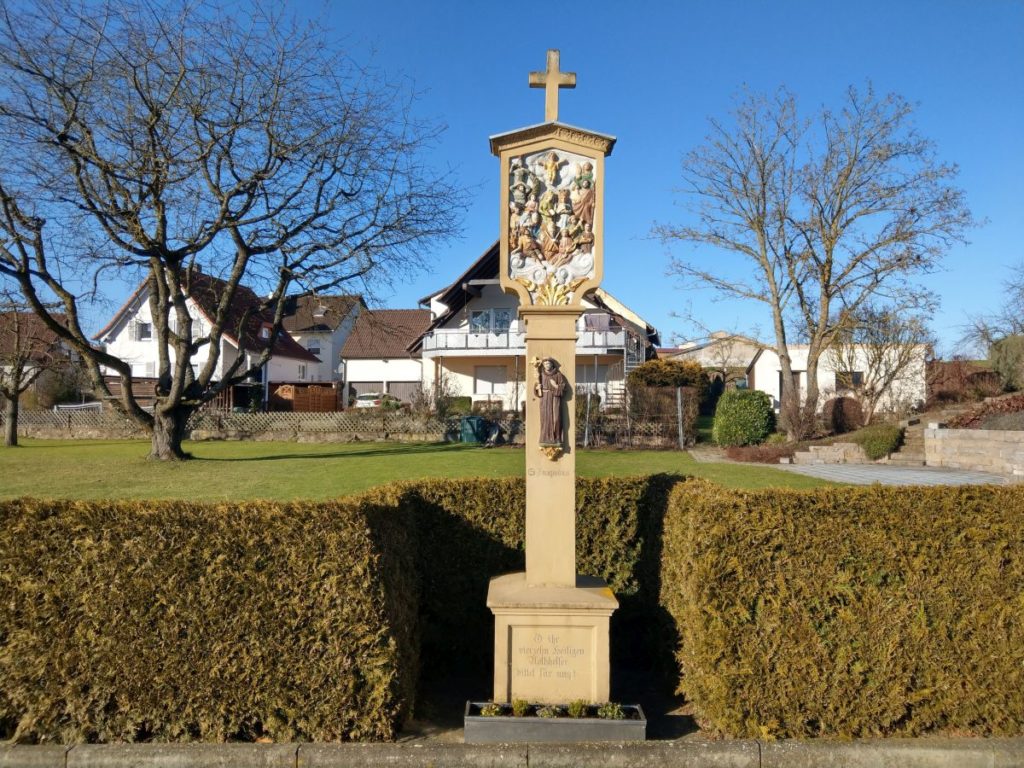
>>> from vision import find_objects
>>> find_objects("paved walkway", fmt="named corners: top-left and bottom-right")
top-left (773, 462), bottom-right (1009, 486)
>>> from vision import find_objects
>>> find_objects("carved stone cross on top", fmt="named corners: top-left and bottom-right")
top-left (529, 49), bottom-right (576, 123)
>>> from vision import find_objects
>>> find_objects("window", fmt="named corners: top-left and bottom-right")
top-left (474, 365), bottom-right (507, 395)
top-left (575, 364), bottom-right (609, 384)
top-left (131, 321), bottom-right (152, 341)
top-left (469, 309), bottom-right (512, 333)
top-left (307, 339), bottom-right (321, 356)
top-left (835, 370), bottom-right (864, 390)
top-left (297, 364), bottom-right (306, 381)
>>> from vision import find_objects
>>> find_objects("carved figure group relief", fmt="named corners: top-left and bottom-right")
top-left (508, 148), bottom-right (596, 305)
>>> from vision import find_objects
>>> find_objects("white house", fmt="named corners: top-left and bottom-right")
top-left (279, 293), bottom-right (364, 383)
top-left (658, 331), bottom-right (764, 385)
top-left (94, 271), bottom-right (320, 406)
top-left (407, 241), bottom-right (660, 411)
top-left (340, 309), bottom-right (431, 404)
top-left (747, 343), bottom-right (929, 416)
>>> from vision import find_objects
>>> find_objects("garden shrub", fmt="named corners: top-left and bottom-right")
top-left (724, 442), bottom-right (796, 464)
top-left (712, 389), bottom-right (775, 446)
top-left (849, 423), bottom-right (903, 459)
top-left (821, 396), bottom-right (864, 434)
top-left (448, 396), bottom-right (472, 415)
top-left (661, 480), bottom-right (1024, 738)
top-left (0, 495), bottom-right (419, 743)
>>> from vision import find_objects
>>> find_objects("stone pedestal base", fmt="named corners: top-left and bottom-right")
top-left (486, 572), bottom-right (618, 704)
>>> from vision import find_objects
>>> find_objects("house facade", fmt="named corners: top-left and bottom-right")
top-left (748, 344), bottom-right (929, 415)
top-left (279, 293), bottom-right (364, 383)
top-left (94, 272), bottom-right (320, 406)
top-left (409, 242), bottom-right (659, 411)
top-left (340, 309), bottom-right (431, 404)
top-left (658, 331), bottom-right (764, 386)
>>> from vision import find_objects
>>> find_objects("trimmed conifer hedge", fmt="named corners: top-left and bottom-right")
top-left (660, 481), bottom-right (1024, 738)
top-left (0, 476), bottom-right (680, 743)
top-left (0, 496), bottom-right (419, 743)
top-left (400, 475), bottom-right (680, 678)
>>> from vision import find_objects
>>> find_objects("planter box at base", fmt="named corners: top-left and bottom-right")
top-left (463, 701), bottom-right (646, 744)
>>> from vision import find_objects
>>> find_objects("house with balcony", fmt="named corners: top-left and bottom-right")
top-left (408, 241), bottom-right (659, 411)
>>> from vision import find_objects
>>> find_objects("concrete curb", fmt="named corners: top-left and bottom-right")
top-left (1, 738), bottom-right (1022, 768)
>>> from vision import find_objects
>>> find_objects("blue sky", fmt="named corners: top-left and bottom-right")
top-left (319, 0), bottom-right (1023, 355)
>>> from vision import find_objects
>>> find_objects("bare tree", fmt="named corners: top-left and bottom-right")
top-left (0, 294), bottom-right (71, 446)
top-left (658, 87), bottom-right (973, 439)
top-left (966, 261), bottom-right (1024, 391)
top-left (0, 0), bottom-right (462, 459)
top-left (825, 306), bottom-right (933, 424)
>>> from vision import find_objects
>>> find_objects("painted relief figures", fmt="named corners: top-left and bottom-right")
top-left (534, 357), bottom-right (568, 451)
top-left (508, 148), bottom-right (596, 305)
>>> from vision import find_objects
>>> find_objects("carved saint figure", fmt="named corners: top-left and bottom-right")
top-left (534, 357), bottom-right (568, 446)
top-left (542, 151), bottom-right (568, 186)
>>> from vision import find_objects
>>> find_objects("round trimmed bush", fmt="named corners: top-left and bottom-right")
top-left (712, 389), bottom-right (775, 446)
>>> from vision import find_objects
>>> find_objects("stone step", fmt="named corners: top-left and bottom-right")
top-left (886, 458), bottom-right (927, 467)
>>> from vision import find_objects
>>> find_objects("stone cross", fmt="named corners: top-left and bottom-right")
top-left (487, 53), bottom-right (618, 707)
top-left (528, 49), bottom-right (576, 123)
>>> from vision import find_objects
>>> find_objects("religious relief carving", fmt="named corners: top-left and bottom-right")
top-left (509, 147), bottom-right (596, 305)
top-left (533, 356), bottom-right (567, 460)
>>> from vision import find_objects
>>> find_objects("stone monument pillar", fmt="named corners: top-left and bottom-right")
top-left (486, 50), bottom-right (619, 705)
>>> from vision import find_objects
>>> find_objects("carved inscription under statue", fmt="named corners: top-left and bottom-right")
top-left (509, 148), bottom-right (597, 306)
top-left (509, 625), bottom-right (594, 699)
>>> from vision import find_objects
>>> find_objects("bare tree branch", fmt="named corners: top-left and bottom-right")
top-left (658, 85), bottom-right (973, 438)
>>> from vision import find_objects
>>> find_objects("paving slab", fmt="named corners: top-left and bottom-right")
top-left (66, 744), bottom-right (297, 768)
top-left (761, 737), bottom-right (1024, 767)
top-left (527, 740), bottom-right (759, 767)
top-left (772, 463), bottom-right (1008, 486)
top-left (298, 743), bottom-right (527, 767)
top-left (0, 746), bottom-right (71, 768)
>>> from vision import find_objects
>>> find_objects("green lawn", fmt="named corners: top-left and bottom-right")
top-left (0, 438), bottom-right (833, 500)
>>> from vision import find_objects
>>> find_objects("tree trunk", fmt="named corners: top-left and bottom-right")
top-left (801, 359), bottom-right (822, 439)
top-left (149, 407), bottom-right (192, 461)
top-left (3, 395), bottom-right (17, 447)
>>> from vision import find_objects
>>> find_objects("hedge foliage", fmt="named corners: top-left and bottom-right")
top-left (403, 475), bottom-right (679, 678)
top-left (0, 476), bottom-right (679, 743)
top-left (848, 423), bottom-right (904, 459)
top-left (661, 481), bottom-right (1024, 738)
top-left (0, 495), bottom-right (418, 743)
top-left (712, 389), bottom-right (776, 446)
top-left (627, 358), bottom-right (708, 394)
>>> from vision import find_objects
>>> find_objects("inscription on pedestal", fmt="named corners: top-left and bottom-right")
top-left (509, 625), bottom-right (594, 700)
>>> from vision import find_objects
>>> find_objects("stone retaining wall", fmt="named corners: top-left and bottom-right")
top-left (924, 426), bottom-right (1024, 480)
top-left (792, 442), bottom-right (869, 465)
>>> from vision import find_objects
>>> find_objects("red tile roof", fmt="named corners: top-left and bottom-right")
top-left (0, 312), bottom-right (67, 361)
top-left (281, 293), bottom-right (364, 333)
top-left (93, 271), bottom-right (318, 362)
top-left (342, 309), bottom-right (431, 360)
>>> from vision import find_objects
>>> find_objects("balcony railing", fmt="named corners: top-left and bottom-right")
top-left (421, 328), bottom-right (627, 354)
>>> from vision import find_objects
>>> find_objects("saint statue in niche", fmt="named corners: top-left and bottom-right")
top-left (534, 357), bottom-right (568, 450)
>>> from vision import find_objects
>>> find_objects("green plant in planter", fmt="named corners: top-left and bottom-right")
top-left (536, 705), bottom-right (563, 718)
top-left (567, 699), bottom-right (590, 719)
top-left (479, 702), bottom-right (503, 717)
top-left (511, 699), bottom-right (530, 718)
top-left (597, 702), bottom-right (625, 720)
